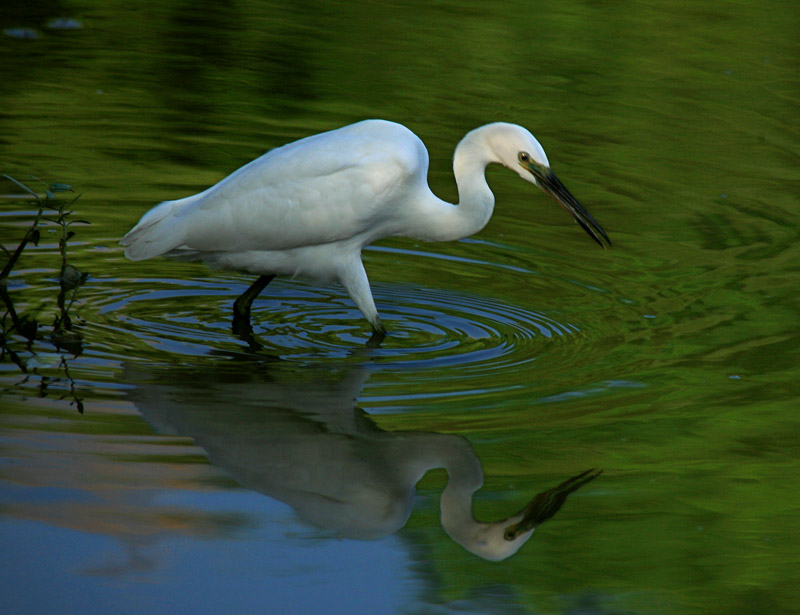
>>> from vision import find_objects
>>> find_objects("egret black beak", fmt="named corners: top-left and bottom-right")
top-left (527, 165), bottom-right (611, 248)
top-left (503, 469), bottom-right (602, 541)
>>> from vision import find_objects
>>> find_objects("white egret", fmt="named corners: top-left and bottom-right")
top-left (121, 120), bottom-right (610, 344)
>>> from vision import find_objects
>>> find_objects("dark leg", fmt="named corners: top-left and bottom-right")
top-left (233, 274), bottom-right (275, 320)
top-left (231, 275), bottom-right (275, 351)
top-left (366, 321), bottom-right (387, 348)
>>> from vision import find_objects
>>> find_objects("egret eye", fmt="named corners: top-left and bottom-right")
top-left (518, 152), bottom-right (531, 163)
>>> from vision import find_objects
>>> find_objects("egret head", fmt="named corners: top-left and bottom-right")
top-left (442, 467), bottom-right (602, 561)
top-left (481, 123), bottom-right (550, 179)
top-left (482, 123), bottom-right (611, 248)
top-left (450, 517), bottom-right (538, 562)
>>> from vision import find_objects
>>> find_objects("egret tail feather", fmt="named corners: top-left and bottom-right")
top-left (120, 195), bottom-right (200, 260)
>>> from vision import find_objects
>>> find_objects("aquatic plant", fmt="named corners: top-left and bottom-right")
top-left (1, 174), bottom-right (89, 410)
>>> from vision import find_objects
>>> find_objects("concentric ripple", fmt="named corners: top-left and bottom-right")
top-left (92, 276), bottom-right (595, 376)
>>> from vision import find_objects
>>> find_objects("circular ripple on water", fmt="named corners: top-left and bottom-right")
top-left (97, 277), bottom-right (592, 373)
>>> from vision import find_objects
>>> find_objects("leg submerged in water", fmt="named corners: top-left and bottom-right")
top-left (231, 274), bottom-right (275, 350)
top-left (232, 270), bottom-right (387, 347)
top-left (233, 274), bottom-right (275, 321)
top-left (367, 320), bottom-right (387, 348)
top-left (339, 260), bottom-right (388, 347)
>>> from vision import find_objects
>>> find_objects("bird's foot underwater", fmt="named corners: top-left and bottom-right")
top-left (231, 313), bottom-right (264, 351)
top-left (366, 324), bottom-right (387, 348)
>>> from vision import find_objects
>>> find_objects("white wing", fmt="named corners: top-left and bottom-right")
top-left (122, 120), bottom-right (428, 260)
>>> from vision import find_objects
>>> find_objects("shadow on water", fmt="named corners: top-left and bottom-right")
top-left (124, 357), bottom-right (600, 562)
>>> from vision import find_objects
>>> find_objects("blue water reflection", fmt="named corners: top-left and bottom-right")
top-left (3, 513), bottom-right (409, 615)
top-left (126, 360), bottom-right (598, 560)
top-left (0, 358), bottom-right (601, 615)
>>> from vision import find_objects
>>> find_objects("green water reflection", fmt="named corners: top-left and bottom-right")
top-left (2, 0), bottom-right (800, 613)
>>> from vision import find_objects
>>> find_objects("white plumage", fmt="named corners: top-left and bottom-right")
top-left (121, 119), bottom-right (609, 344)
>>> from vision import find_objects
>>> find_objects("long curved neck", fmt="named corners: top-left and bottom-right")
top-left (438, 446), bottom-right (485, 535)
top-left (407, 128), bottom-right (496, 242)
top-left (428, 436), bottom-right (497, 546)
top-left (432, 432), bottom-right (534, 561)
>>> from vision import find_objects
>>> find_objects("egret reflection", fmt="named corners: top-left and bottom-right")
top-left (125, 361), bottom-right (599, 561)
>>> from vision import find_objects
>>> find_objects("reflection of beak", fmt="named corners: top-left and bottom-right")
top-left (503, 469), bottom-right (602, 540)
top-left (527, 165), bottom-right (611, 248)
